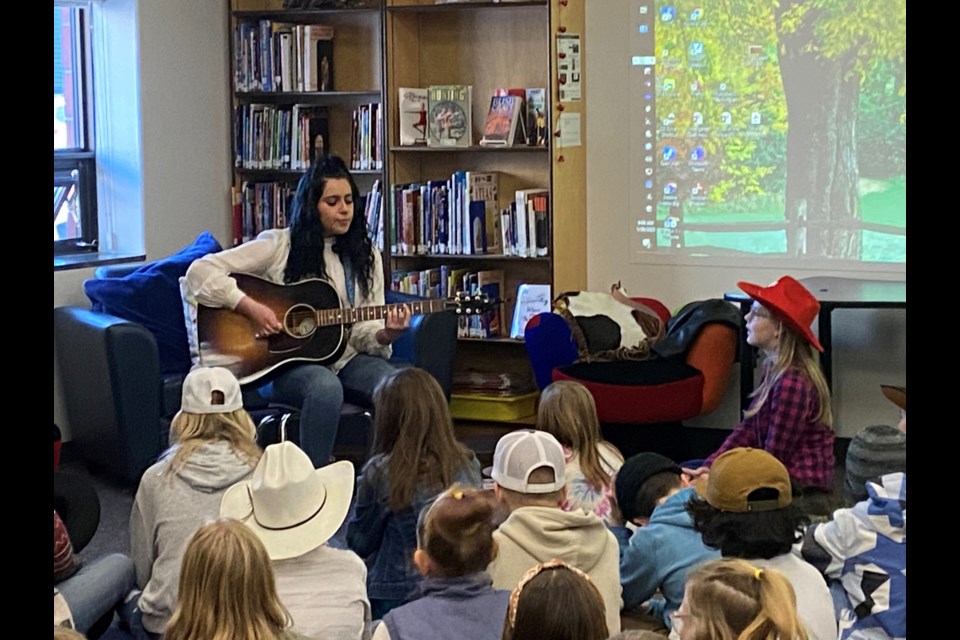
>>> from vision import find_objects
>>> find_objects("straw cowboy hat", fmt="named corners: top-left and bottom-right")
top-left (220, 441), bottom-right (354, 560)
top-left (737, 276), bottom-right (823, 352)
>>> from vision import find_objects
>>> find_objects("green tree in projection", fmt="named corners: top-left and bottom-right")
top-left (776, 0), bottom-right (906, 258)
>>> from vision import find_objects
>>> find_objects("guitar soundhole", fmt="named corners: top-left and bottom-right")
top-left (285, 304), bottom-right (318, 338)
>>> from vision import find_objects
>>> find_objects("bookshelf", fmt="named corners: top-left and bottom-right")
top-left (229, 0), bottom-right (385, 244)
top-left (226, 0), bottom-right (587, 425)
top-left (384, 0), bottom-right (587, 422)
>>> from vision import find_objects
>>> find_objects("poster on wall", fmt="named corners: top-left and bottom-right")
top-left (556, 34), bottom-right (582, 102)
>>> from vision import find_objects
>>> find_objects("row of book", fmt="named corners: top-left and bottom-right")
top-left (398, 86), bottom-right (547, 148)
top-left (391, 266), bottom-right (506, 339)
top-left (235, 21), bottom-right (334, 93)
top-left (234, 103), bottom-right (381, 173)
top-left (388, 172), bottom-right (550, 258)
top-left (234, 104), bottom-right (330, 171)
top-left (231, 181), bottom-right (296, 245)
top-left (350, 103), bottom-right (383, 172)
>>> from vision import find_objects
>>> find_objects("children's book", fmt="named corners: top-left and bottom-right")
top-left (511, 283), bottom-right (552, 339)
top-left (525, 88), bottom-right (547, 146)
top-left (427, 85), bottom-right (473, 148)
top-left (398, 87), bottom-right (428, 146)
top-left (479, 95), bottom-right (523, 147)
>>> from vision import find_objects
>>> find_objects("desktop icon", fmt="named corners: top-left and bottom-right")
top-left (639, 5), bottom-right (648, 14)
top-left (644, 167), bottom-right (653, 175)
top-left (690, 7), bottom-right (703, 21)
top-left (662, 112), bottom-right (675, 127)
top-left (690, 80), bottom-right (703, 94)
top-left (662, 78), bottom-right (676, 92)
top-left (691, 182), bottom-right (706, 196)
top-left (689, 41), bottom-right (704, 57)
top-left (664, 182), bottom-right (677, 196)
top-left (644, 179), bottom-right (654, 189)
top-left (720, 111), bottom-right (732, 125)
top-left (662, 146), bottom-right (677, 161)
top-left (661, 6), bottom-right (675, 22)
top-left (690, 146), bottom-right (706, 161)
top-left (639, 24), bottom-right (649, 33)
top-left (751, 112), bottom-right (762, 125)
top-left (692, 111), bottom-right (703, 125)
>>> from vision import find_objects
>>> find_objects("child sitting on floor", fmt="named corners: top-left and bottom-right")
top-left (537, 380), bottom-right (624, 524)
top-left (373, 486), bottom-right (510, 640)
top-left (347, 367), bottom-right (482, 620)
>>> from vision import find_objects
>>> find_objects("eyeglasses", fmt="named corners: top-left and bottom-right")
top-left (747, 303), bottom-right (772, 320)
top-left (670, 609), bottom-right (696, 633)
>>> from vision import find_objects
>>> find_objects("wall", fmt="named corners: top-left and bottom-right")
top-left (53, 0), bottom-right (233, 438)
top-left (584, 0), bottom-right (906, 437)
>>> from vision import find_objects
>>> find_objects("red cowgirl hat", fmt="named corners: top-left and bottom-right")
top-left (737, 276), bottom-right (823, 352)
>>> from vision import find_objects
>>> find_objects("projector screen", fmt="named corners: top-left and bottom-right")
top-left (628, 0), bottom-right (906, 268)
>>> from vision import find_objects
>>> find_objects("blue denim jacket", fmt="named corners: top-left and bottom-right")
top-left (346, 452), bottom-right (482, 601)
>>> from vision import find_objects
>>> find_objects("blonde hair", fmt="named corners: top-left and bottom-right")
top-left (163, 408), bottom-right (261, 472)
top-left (745, 312), bottom-right (832, 428)
top-left (372, 367), bottom-right (474, 512)
top-left (164, 518), bottom-right (292, 640)
top-left (537, 381), bottom-right (622, 490)
top-left (683, 558), bottom-right (809, 640)
top-left (53, 627), bottom-right (87, 640)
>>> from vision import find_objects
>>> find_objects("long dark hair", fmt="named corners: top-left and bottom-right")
top-left (284, 155), bottom-right (375, 299)
top-left (372, 368), bottom-right (474, 512)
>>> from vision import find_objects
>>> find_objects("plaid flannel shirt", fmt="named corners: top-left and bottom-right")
top-left (705, 368), bottom-right (835, 489)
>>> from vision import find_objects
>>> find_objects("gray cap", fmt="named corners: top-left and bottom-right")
top-left (845, 424), bottom-right (907, 501)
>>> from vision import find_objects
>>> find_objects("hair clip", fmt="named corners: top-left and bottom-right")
top-left (452, 490), bottom-right (464, 500)
top-left (753, 567), bottom-right (764, 580)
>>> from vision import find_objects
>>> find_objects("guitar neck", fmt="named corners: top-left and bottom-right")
top-left (315, 299), bottom-right (449, 327)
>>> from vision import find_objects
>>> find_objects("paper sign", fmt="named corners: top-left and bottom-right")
top-left (557, 34), bottom-right (582, 102)
top-left (557, 112), bottom-right (581, 148)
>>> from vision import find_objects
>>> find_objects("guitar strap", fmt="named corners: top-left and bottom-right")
top-left (342, 258), bottom-right (356, 307)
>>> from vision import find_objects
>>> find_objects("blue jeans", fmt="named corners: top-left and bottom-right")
top-left (57, 553), bottom-right (136, 634)
top-left (259, 354), bottom-right (397, 467)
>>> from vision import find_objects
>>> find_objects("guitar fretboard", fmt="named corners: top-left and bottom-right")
top-left (315, 299), bottom-right (450, 327)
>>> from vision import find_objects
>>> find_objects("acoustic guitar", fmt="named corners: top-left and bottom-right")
top-left (196, 273), bottom-right (492, 385)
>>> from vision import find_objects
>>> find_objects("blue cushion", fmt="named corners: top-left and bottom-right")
top-left (83, 231), bottom-right (222, 375)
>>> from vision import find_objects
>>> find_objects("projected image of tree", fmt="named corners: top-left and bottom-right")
top-left (642, 0), bottom-right (906, 263)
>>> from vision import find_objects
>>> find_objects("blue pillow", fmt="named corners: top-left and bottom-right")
top-left (84, 231), bottom-right (222, 375)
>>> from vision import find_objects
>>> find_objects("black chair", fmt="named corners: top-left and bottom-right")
top-left (54, 263), bottom-right (459, 484)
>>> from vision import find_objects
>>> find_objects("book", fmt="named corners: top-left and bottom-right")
top-left (511, 283), bottom-right (552, 339)
top-left (479, 95), bottom-right (523, 147)
top-left (427, 85), bottom-right (473, 148)
top-left (465, 171), bottom-right (500, 255)
top-left (525, 88), bottom-right (547, 146)
top-left (469, 201), bottom-right (487, 254)
top-left (515, 188), bottom-right (548, 257)
top-left (495, 88), bottom-right (528, 145)
top-left (477, 269), bottom-right (506, 337)
top-left (398, 88), bottom-right (429, 146)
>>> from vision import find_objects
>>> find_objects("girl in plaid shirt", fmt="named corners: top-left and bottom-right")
top-left (686, 276), bottom-right (835, 491)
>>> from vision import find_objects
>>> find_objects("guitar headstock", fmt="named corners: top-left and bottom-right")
top-left (448, 291), bottom-right (499, 315)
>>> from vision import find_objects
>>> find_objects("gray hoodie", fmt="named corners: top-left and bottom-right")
top-left (487, 506), bottom-right (623, 634)
top-left (129, 440), bottom-right (256, 634)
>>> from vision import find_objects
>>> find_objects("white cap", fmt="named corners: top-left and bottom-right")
top-left (489, 429), bottom-right (566, 494)
top-left (180, 366), bottom-right (243, 414)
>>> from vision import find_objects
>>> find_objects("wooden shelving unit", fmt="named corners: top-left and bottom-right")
top-left (227, 0), bottom-right (586, 427)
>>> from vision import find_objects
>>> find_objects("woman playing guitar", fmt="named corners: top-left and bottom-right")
top-left (185, 155), bottom-right (411, 467)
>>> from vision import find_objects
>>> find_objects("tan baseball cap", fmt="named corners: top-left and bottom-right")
top-left (695, 447), bottom-right (792, 512)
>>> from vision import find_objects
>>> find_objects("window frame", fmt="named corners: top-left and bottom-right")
top-left (54, 2), bottom-right (99, 256)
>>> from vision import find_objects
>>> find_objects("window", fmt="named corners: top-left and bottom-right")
top-left (54, 3), bottom-right (98, 255)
